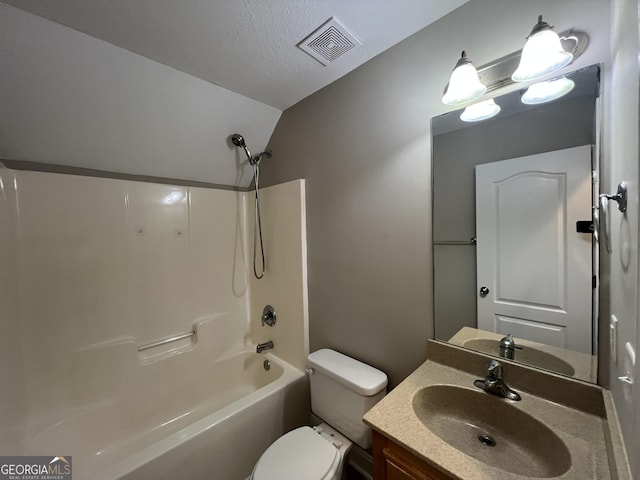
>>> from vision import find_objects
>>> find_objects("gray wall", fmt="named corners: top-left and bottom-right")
top-left (605, 0), bottom-right (640, 476)
top-left (261, 0), bottom-right (610, 388)
top-left (433, 94), bottom-right (596, 341)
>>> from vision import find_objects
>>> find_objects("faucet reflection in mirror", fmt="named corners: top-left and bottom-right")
top-left (499, 334), bottom-right (520, 360)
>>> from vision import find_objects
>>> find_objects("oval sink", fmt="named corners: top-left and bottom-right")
top-left (463, 338), bottom-right (576, 376)
top-left (412, 385), bottom-right (571, 478)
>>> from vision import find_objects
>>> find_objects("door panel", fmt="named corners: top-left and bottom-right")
top-left (476, 145), bottom-right (592, 353)
top-left (493, 315), bottom-right (567, 347)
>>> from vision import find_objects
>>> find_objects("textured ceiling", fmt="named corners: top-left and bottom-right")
top-left (3, 0), bottom-right (468, 110)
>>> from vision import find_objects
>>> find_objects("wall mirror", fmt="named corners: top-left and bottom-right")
top-left (431, 64), bottom-right (600, 383)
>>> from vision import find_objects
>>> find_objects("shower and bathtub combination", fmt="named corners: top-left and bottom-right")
top-left (0, 154), bottom-right (309, 479)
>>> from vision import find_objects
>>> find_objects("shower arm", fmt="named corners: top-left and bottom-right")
top-left (251, 150), bottom-right (273, 165)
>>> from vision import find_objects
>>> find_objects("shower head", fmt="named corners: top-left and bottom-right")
top-left (230, 133), bottom-right (272, 165)
top-left (231, 134), bottom-right (245, 148)
top-left (231, 133), bottom-right (253, 162)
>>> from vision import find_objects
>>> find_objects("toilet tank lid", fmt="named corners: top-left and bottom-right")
top-left (308, 349), bottom-right (388, 396)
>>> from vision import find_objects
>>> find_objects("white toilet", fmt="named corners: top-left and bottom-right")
top-left (251, 348), bottom-right (388, 480)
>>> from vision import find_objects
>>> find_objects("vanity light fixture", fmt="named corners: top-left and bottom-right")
top-left (511, 15), bottom-right (574, 82)
top-left (460, 98), bottom-right (501, 122)
top-left (442, 51), bottom-right (487, 105)
top-left (521, 77), bottom-right (575, 104)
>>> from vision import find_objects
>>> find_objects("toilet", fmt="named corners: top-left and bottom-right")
top-left (251, 349), bottom-right (388, 480)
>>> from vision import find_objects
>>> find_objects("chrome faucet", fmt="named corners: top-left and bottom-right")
top-left (499, 334), bottom-right (519, 360)
top-left (256, 340), bottom-right (274, 353)
top-left (474, 359), bottom-right (521, 401)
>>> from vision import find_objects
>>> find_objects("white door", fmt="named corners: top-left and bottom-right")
top-left (475, 145), bottom-right (593, 354)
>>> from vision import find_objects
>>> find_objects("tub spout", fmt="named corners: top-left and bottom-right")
top-left (256, 340), bottom-right (274, 353)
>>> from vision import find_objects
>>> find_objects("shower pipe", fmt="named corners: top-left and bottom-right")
top-left (231, 134), bottom-right (272, 279)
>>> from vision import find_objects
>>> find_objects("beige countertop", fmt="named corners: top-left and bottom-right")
top-left (363, 341), bottom-right (631, 480)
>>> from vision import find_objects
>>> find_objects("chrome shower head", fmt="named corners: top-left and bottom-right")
top-left (230, 133), bottom-right (272, 165)
top-left (231, 134), bottom-right (245, 148)
top-left (231, 133), bottom-right (253, 162)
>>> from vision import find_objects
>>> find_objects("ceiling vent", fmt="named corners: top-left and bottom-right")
top-left (298, 17), bottom-right (362, 66)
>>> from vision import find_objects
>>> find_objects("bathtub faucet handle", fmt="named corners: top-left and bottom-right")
top-left (256, 340), bottom-right (274, 353)
top-left (261, 305), bottom-right (276, 327)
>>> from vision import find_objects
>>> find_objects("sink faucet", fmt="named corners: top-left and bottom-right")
top-left (499, 334), bottom-right (520, 360)
top-left (474, 359), bottom-right (521, 401)
top-left (256, 340), bottom-right (274, 353)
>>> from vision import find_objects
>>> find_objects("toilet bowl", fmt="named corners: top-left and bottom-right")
top-left (250, 349), bottom-right (388, 480)
top-left (251, 424), bottom-right (351, 480)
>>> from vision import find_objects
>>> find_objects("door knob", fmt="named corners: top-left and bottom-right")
top-left (479, 286), bottom-right (490, 297)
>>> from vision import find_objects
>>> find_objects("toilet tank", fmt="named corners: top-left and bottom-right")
top-left (307, 349), bottom-right (387, 449)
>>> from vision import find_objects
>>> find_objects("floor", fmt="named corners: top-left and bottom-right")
top-left (344, 464), bottom-right (370, 480)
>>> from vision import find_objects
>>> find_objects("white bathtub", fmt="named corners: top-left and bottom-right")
top-left (24, 351), bottom-right (308, 480)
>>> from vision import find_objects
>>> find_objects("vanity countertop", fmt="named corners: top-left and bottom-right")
top-left (363, 341), bottom-right (631, 480)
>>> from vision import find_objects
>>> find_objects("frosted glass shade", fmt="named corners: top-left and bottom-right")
top-left (460, 99), bottom-right (501, 122)
top-left (442, 53), bottom-right (487, 105)
top-left (522, 77), bottom-right (575, 104)
top-left (512, 28), bottom-right (573, 82)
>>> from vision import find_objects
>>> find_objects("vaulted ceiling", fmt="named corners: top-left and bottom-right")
top-left (3, 0), bottom-right (468, 110)
top-left (1, 1), bottom-right (468, 187)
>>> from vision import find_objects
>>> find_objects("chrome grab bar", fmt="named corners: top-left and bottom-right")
top-left (434, 237), bottom-right (477, 246)
top-left (138, 329), bottom-right (196, 352)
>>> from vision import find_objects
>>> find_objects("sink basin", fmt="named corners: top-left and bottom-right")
top-left (463, 338), bottom-right (576, 376)
top-left (412, 385), bottom-right (571, 478)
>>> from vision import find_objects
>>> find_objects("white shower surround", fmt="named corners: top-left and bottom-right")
top-left (0, 166), bottom-right (309, 478)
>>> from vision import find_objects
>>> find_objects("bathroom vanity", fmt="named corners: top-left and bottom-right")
top-left (372, 431), bottom-right (452, 480)
top-left (364, 341), bottom-right (631, 480)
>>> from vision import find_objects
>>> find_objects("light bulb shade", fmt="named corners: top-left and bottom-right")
top-left (521, 77), bottom-right (575, 104)
top-left (460, 99), bottom-right (501, 122)
top-left (512, 28), bottom-right (573, 82)
top-left (442, 52), bottom-right (487, 105)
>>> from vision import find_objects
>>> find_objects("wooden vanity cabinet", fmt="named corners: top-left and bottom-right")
top-left (372, 431), bottom-right (455, 480)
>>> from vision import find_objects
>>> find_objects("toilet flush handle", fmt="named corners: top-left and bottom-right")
top-left (305, 368), bottom-right (315, 375)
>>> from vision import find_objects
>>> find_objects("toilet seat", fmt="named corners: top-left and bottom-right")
top-left (251, 426), bottom-right (340, 480)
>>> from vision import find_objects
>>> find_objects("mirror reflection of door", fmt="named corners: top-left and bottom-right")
top-left (431, 64), bottom-right (601, 380)
top-left (475, 146), bottom-right (593, 354)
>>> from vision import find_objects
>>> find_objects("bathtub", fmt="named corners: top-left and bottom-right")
top-left (23, 351), bottom-right (308, 480)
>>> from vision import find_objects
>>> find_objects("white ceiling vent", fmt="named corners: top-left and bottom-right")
top-left (298, 18), bottom-right (362, 66)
